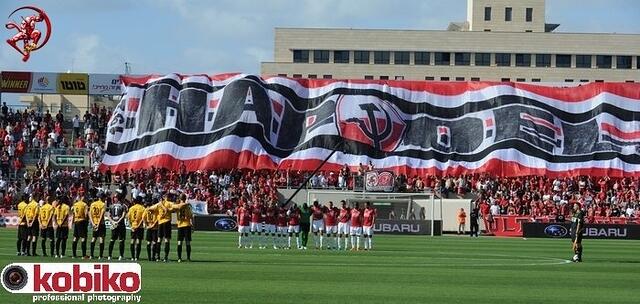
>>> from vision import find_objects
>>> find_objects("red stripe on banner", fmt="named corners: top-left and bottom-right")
top-left (271, 99), bottom-right (283, 116)
top-left (127, 98), bottom-right (139, 112)
top-left (121, 73), bottom-right (640, 102)
top-left (101, 150), bottom-right (278, 173)
top-left (261, 76), bottom-right (640, 101)
top-left (485, 118), bottom-right (494, 127)
top-left (600, 122), bottom-right (640, 140)
top-left (101, 151), bottom-right (640, 178)
top-left (209, 99), bottom-right (219, 109)
top-left (520, 113), bottom-right (562, 136)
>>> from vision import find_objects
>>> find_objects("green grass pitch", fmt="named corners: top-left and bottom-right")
top-left (0, 229), bottom-right (638, 304)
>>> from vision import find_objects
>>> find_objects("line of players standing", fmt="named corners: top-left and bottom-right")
top-left (16, 190), bottom-right (195, 263)
top-left (235, 199), bottom-right (377, 250)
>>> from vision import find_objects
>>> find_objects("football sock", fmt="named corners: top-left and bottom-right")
top-left (81, 240), bottom-right (87, 256)
top-left (108, 240), bottom-right (115, 257)
top-left (72, 240), bottom-right (78, 257)
top-left (61, 239), bottom-right (67, 256)
top-left (177, 244), bottom-right (182, 260)
top-left (186, 244), bottom-right (191, 260)
top-left (100, 242), bottom-right (105, 257)
top-left (41, 239), bottom-right (47, 255)
top-left (90, 241), bottom-right (96, 257)
top-left (136, 243), bottom-right (142, 259)
top-left (119, 241), bottom-right (125, 257)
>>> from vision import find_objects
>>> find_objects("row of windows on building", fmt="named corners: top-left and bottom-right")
top-left (484, 6), bottom-right (533, 22)
top-left (277, 74), bottom-right (637, 83)
top-left (292, 50), bottom-right (639, 69)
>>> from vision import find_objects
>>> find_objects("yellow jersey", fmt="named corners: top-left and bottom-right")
top-left (156, 200), bottom-right (176, 224)
top-left (127, 204), bottom-right (146, 229)
top-left (176, 204), bottom-right (193, 228)
top-left (39, 203), bottom-right (54, 227)
top-left (25, 200), bottom-right (39, 223)
top-left (55, 204), bottom-right (70, 227)
top-left (72, 200), bottom-right (89, 222)
top-left (89, 200), bottom-right (106, 226)
top-left (144, 207), bottom-right (158, 230)
top-left (17, 201), bottom-right (28, 225)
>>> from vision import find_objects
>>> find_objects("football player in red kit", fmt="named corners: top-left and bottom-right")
top-left (310, 200), bottom-right (326, 249)
top-left (235, 201), bottom-right (251, 248)
top-left (249, 201), bottom-right (264, 249)
top-left (323, 201), bottom-right (339, 250)
top-left (363, 202), bottom-right (377, 250)
top-left (287, 204), bottom-right (301, 249)
top-left (349, 203), bottom-right (364, 251)
top-left (337, 200), bottom-right (351, 250)
top-left (264, 200), bottom-right (278, 249)
top-left (276, 205), bottom-right (289, 248)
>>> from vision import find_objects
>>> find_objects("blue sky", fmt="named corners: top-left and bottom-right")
top-left (1, 0), bottom-right (639, 75)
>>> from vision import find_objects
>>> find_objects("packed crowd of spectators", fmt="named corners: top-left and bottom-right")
top-left (0, 104), bottom-right (639, 223)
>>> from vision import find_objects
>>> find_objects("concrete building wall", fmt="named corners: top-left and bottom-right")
top-left (263, 28), bottom-right (640, 82)
top-left (468, 0), bottom-right (545, 32)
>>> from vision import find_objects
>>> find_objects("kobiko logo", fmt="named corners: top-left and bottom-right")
top-left (215, 218), bottom-right (238, 231)
top-left (1, 263), bottom-right (141, 294)
top-left (544, 225), bottom-right (568, 237)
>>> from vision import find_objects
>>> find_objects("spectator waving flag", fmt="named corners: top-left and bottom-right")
top-left (102, 74), bottom-right (640, 177)
top-left (188, 200), bottom-right (208, 215)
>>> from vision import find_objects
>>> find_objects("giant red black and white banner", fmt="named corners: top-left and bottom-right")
top-left (102, 74), bottom-right (640, 177)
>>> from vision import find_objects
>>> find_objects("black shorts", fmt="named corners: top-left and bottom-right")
top-left (571, 233), bottom-right (583, 244)
top-left (17, 225), bottom-right (28, 240)
top-left (92, 223), bottom-right (106, 238)
top-left (28, 222), bottom-right (40, 238)
top-left (131, 228), bottom-right (144, 240)
top-left (145, 229), bottom-right (158, 242)
top-left (56, 227), bottom-right (69, 240)
top-left (73, 221), bottom-right (88, 239)
top-left (158, 222), bottom-right (172, 239)
top-left (111, 224), bottom-right (126, 241)
top-left (177, 227), bottom-right (192, 242)
top-left (41, 227), bottom-right (54, 239)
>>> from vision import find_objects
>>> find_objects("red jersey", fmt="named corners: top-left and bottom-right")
top-left (276, 208), bottom-right (288, 227)
top-left (338, 207), bottom-right (351, 223)
top-left (264, 206), bottom-right (277, 225)
top-left (311, 205), bottom-right (325, 220)
top-left (324, 207), bottom-right (339, 226)
top-left (250, 205), bottom-right (263, 223)
top-left (236, 206), bottom-right (251, 226)
top-left (288, 209), bottom-right (300, 226)
top-left (363, 207), bottom-right (376, 227)
top-left (350, 208), bottom-right (363, 227)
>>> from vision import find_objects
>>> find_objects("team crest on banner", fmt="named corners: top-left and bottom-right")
top-left (336, 94), bottom-right (406, 152)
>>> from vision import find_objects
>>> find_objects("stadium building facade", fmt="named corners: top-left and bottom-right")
top-left (261, 0), bottom-right (640, 83)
